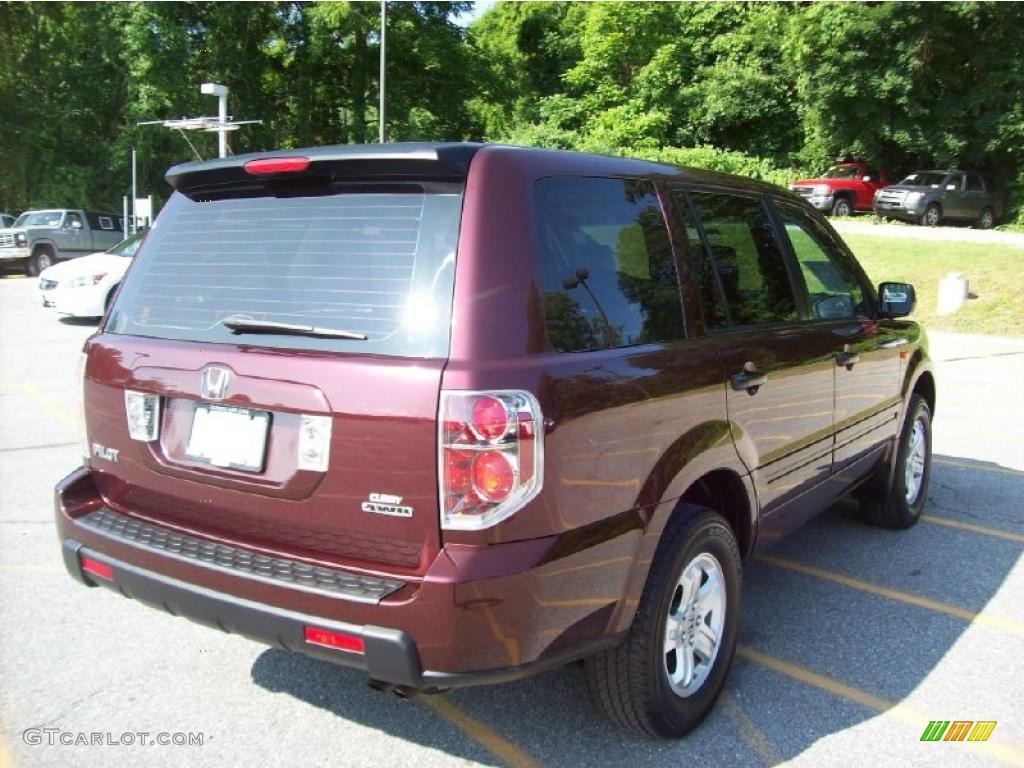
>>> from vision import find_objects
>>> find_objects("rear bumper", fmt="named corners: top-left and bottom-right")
top-left (55, 466), bottom-right (630, 691)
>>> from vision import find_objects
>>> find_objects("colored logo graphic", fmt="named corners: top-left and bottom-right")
top-left (920, 720), bottom-right (997, 742)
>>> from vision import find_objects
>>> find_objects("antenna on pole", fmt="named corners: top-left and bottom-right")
top-left (138, 82), bottom-right (262, 161)
top-left (379, 1), bottom-right (386, 144)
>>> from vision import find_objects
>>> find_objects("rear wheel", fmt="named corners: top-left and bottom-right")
top-left (860, 394), bottom-right (932, 529)
top-left (585, 507), bottom-right (741, 738)
top-left (831, 197), bottom-right (853, 217)
top-left (977, 207), bottom-right (995, 230)
top-left (921, 204), bottom-right (942, 227)
top-left (26, 247), bottom-right (54, 276)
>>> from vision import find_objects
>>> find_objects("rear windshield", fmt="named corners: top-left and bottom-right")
top-left (106, 184), bottom-right (462, 358)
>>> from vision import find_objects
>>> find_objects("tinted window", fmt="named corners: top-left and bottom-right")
top-left (669, 187), bottom-right (727, 331)
top-left (775, 203), bottom-right (866, 320)
top-left (536, 177), bottom-right (684, 352)
top-left (946, 173), bottom-right (965, 192)
top-left (966, 174), bottom-right (985, 192)
top-left (688, 192), bottom-right (797, 327)
top-left (107, 185), bottom-right (462, 358)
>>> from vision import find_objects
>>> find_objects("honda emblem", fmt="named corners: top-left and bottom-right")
top-left (200, 366), bottom-right (231, 400)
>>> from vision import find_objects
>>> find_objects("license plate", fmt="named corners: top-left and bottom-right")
top-left (186, 404), bottom-right (270, 472)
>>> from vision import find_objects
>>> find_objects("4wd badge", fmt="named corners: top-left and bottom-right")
top-left (361, 493), bottom-right (414, 518)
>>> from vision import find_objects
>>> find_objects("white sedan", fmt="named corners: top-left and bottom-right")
top-left (37, 232), bottom-right (145, 317)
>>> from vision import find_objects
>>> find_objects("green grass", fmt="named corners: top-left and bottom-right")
top-left (843, 234), bottom-right (1024, 336)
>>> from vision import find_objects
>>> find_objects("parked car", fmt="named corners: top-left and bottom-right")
top-left (874, 170), bottom-right (1002, 228)
top-left (0, 212), bottom-right (15, 228)
top-left (37, 231), bottom-right (146, 317)
top-left (0, 208), bottom-right (125, 275)
top-left (789, 161), bottom-right (889, 217)
top-left (54, 143), bottom-right (934, 738)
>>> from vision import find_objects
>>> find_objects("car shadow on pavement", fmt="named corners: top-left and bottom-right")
top-left (57, 316), bottom-right (100, 326)
top-left (251, 455), bottom-right (1023, 766)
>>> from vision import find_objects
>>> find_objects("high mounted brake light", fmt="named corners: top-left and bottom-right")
top-left (243, 157), bottom-right (310, 175)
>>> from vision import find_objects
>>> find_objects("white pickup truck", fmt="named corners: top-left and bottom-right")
top-left (0, 209), bottom-right (125, 275)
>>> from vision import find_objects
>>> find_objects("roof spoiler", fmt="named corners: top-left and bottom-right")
top-left (166, 142), bottom-right (484, 194)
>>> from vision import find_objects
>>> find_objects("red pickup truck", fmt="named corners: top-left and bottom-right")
top-left (789, 162), bottom-right (890, 217)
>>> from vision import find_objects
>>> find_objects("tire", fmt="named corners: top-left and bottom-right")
top-left (831, 197), bottom-right (853, 217)
top-left (920, 203), bottom-right (942, 227)
top-left (26, 248), bottom-right (54, 277)
top-left (860, 394), bottom-right (932, 529)
top-left (585, 507), bottom-right (741, 738)
top-left (976, 207), bottom-right (995, 230)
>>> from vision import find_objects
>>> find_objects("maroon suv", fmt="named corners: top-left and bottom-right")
top-left (55, 144), bottom-right (934, 738)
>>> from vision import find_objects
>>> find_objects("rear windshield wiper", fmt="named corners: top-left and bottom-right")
top-left (221, 317), bottom-right (368, 340)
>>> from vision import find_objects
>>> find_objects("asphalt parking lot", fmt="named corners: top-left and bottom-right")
top-left (1, 275), bottom-right (1021, 768)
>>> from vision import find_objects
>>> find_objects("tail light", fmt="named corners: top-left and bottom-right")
top-left (124, 390), bottom-right (161, 441)
top-left (244, 156), bottom-right (310, 175)
top-left (439, 390), bottom-right (544, 530)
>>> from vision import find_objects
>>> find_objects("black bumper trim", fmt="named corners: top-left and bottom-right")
top-left (75, 507), bottom-right (405, 604)
top-left (62, 538), bottom-right (423, 689)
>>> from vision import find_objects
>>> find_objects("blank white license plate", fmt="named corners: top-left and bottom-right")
top-left (186, 404), bottom-right (270, 472)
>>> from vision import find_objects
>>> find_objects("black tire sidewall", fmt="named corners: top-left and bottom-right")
top-left (644, 512), bottom-right (742, 736)
top-left (890, 396), bottom-right (932, 523)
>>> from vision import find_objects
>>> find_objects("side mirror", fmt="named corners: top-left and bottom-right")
top-left (879, 281), bottom-right (916, 317)
top-left (862, 175), bottom-right (872, 183)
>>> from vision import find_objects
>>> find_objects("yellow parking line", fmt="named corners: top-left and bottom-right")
top-left (921, 515), bottom-right (1024, 545)
top-left (0, 565), bottom-right (63, 574)
top-left (0, 734), bottom-right (14, 768)
top-left (19, 382), bottom-right (78, 433)
top-left (720, 690), bottom-right (781, 766)
top-left (421, 695), bottom-right (543, 768)
top-left (756, 555), bottom-right (1024, 638)
top-left (737, 646), bottom-right (1024, 768)
top-left (933, 457), bottom-right (1022, 477)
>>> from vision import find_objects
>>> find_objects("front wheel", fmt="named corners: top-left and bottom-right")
top-left (860, 394), bottom-right (932, 529)
top-left (831, 197), bottom-right (853, 217)
top-left (921, 204), bottom-right (942, 227)
top-left (26, 249), bottom-right (54, 276)
top-left (585, 507), bottom-right (741, 738)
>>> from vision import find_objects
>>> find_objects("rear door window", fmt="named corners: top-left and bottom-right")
top-left (535, 177), bottom-right (684, 352)
top-left (687, 192), bottom-right (798, 327)
top-left (107, 184), bottom-right (463, 358)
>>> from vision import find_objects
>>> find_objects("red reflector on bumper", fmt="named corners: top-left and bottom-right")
top-left (304, 626), bottom-right (365, 653)
top-left (81, 556), bottom-right (113, 581)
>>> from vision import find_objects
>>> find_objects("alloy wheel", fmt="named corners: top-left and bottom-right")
top-left (663, 552), bottom-right (726, 698)
top-left (904, 418), bottom-right (927, 504)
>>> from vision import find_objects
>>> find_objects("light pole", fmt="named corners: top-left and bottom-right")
top-left (201, 82), bottom-right (230, 158)
top-left (379, 1), bottom-right (386, 144)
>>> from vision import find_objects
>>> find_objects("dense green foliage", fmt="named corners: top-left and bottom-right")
top-left (1, 1), bottom-right (1022, 221)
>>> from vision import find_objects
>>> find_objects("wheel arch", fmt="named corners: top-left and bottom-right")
top-left (610, 461), bottom-right (756, 636)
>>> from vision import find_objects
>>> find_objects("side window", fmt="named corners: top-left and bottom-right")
top-left (65, 212), bottom-right (83, 229)
top-left (99, 216), bottom-right (114, 230)
top-left (688, 192), bottom-right (797, 327)
top-left (669, 187), bottom-right (728, 331)
top-left (775, 202), bottom-right (866, 320)
top-left (536, 177), bottom-right (684, 352)
top-left (966, 174), bottom-right (985, 192)
top-left (946, 174), bottom-right (965, 192)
